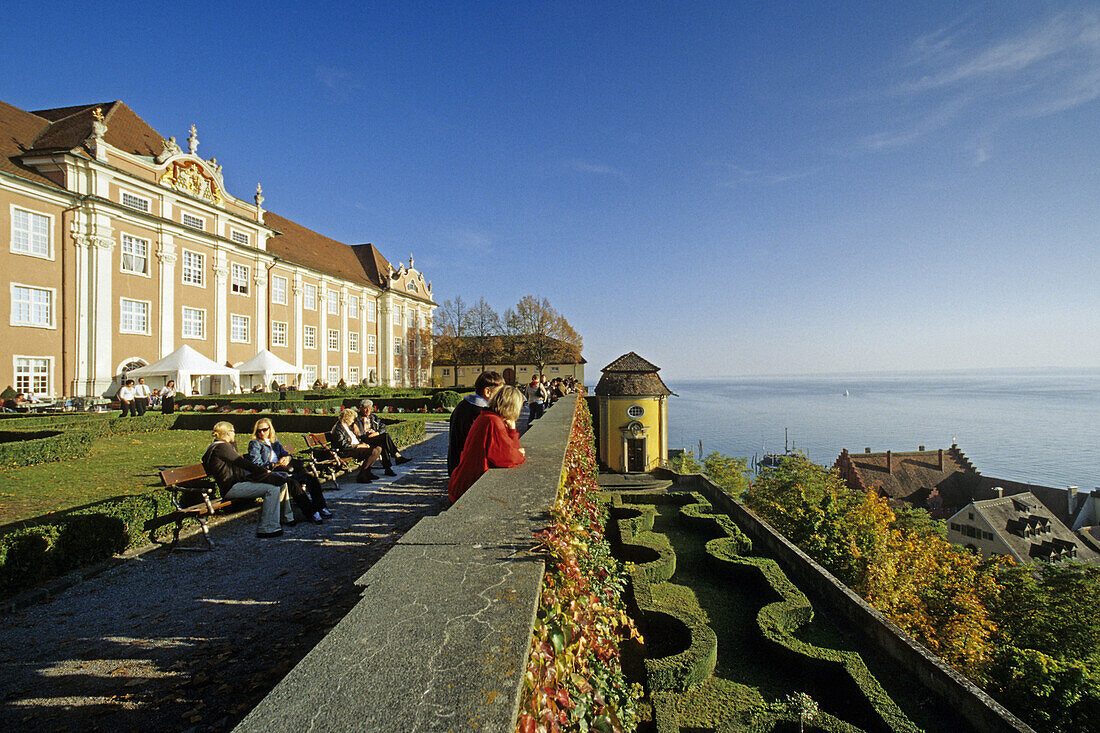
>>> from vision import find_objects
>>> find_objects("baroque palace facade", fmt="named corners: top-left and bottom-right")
top-left (0, 100), bottom-right (435, 397)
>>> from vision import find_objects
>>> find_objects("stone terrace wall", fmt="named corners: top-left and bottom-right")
top-left (236, 395), bottom-right (578, 733)
top-left (669, 471), bottom-right (1035, 733)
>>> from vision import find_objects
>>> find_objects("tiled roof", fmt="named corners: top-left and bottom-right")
top-left (595, 352), bottom-right (673, 396)
top-left (601, 351), bottom-right (661, 373)
top-left (29, 101), bottom-right (164, 156)
top-left (263, 212), bottom-right (396, 289)
top-left (0, 100), bottom-right (59, 187)
top-left (962, 493), bottom-right (1099, 563)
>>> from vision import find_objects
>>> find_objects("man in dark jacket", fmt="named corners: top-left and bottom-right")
top-left (352, 399), bottom-right (410, 476)
top-left (202, 421), bottom-right (294, 537)
top-left (447, 371), bottom-right (504, 476)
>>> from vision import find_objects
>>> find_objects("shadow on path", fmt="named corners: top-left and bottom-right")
top-left (0, 423), bottom-right (450, 732)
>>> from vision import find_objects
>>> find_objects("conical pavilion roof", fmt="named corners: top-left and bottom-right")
top-left (594, 352), bottom-right (674, 396)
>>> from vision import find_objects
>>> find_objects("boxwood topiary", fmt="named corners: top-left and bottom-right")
top-left (430, 390), bottom-right (462, 409)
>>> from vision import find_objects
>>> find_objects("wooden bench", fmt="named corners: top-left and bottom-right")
top-left (302, 432), bottom-right (353, 486)
top-left (145, 464), bottom-right (233, 551)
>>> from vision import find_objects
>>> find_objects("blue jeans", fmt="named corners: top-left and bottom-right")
top-left (528, 401), bottom-right (545, 426)
top-left (224, 481), bottom-right (294, 534)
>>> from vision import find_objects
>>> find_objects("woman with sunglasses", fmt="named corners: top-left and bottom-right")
top-left (248, 418), bottom-right (331, 524)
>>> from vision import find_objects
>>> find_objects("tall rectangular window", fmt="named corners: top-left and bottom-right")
top-left (120, 298), bottom-right (150, 334)
top-left (393, 307), bottom-right (401, 327)
top-left (231, 314), bottom-right (250, 343)
top-left (393, 368), bottom-right (402, 383)
top-left (326, 289), bottom-right (339, 315)
top-left (304, 365), bottom-right (317, 385)
top-left (10, 285), bottom-right (52, 327)
top-left (231, 263), bottom-right (249, 294)
top-left (14, 356), bottom-right (50, 394)
top-left (367, 300), bottom-right (376, 321)
top-left (182, 212), bottom-right (205, 230)
top-left (348, 295), bottom-right (359, 317)
top-left (349, 366), bottom-right (359, 384)
top-left (348, 332), bottom-right (360, 353)
top-left (328, 329), bottom-right (339, 351)
top-left (271, 276), bottom-right (287, 305)
top-left (327, 366), bottom-right (340, 384)
top-left (367, 335), bottom-right (377, 354)
top-left (271, 321), bottom-right (287, 347)
top-left (303, 284), bottom-right (317, 310)
top-left (121, 234), bottom-right (149, 274)
top-left (182, 250), bottom-right (204, 285)
top-left (303, 325), bottom-right (317, 349)
top-left (394, 337), bottom-right (402, 355)
top-left (11, 208), bottom-right (50, 258)
top-left (182, 307), bottom-right (205, 339)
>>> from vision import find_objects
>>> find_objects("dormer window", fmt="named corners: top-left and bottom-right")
top-left (406, 281), bottom-right (418, 292)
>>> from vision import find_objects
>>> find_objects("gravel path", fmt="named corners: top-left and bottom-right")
top-left (0, 422), bottom-right (450, 732)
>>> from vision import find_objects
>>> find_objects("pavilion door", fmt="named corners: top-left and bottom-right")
top-left (626, 438), bottom-right (646, 472)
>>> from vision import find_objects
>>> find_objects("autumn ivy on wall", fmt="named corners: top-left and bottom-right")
top-left (517, 398), bottom-right (643, 733)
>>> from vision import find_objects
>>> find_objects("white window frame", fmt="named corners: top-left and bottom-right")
top-left (181, 249), bottom-right (205, 287)
top-left (393, 368), bottom-right (402, 383)
top-left (406, 281), bottom-right (418, 292)
top-left (10, 283), bottom-right (55, 328)
top-left (394, 337), bottom-right (402, 355)
top-left (328, 329), bottom-right (339, 351)
top-left (119, 297), bottom-right (151, 335)
top-left (120, 189), bottom-right (151, 213)
top-left (230, 229), bottom-right (250, 246)
top-left (231, 263), bottom-right (250, 295)
top-left (303, 325), bottom-right (317, 350)
top-left (303, 365), bottom-right (317, 384)
top-left (13, 355), bottom-right (52, 396)
top-left (326, 289), bottom-right (340, 316)
top-left (367, 300), bottom-right (376, 321)
top-left (181, 211), bottom-right (206, 231)
top-left (271, 320), bottom-right (288, 347)
top-left (120, 233), bottom-right (151, 276)
top-left (328, 366), bottom-right (340, 384)
top-left (181, 306), bottom-right (206, 340)
top-left (348, 332), bottom-right (360, 353)
top-left (349, 366), bottom-right (360, 384)
top-left (303, 284), bottom-right (317, 310)
top-left (271, 275), bottom-right (287, 305)
top-left (10, 205), bottom-right (53, 260)
top-left (367, 334), bottom-right (377, 354)
top-left (348, 294), bottom-right (359, 318)
top-left (393, 307), bottom-right (401, 327)
top-left (230, 314), bottom-right (251, 343)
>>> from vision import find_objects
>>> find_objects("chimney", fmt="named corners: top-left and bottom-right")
top-left (1068, 486), bottom-right (1079, 518)
top-left (993, 486), bottom-right (1003, 498)
top-left (886, 450), bottom-right (892, 474)
top-left (938, 449), bottom-right (944, 471)
top-left (918, 444), bottom-right (925, 452)
top-left (865, 447), bottom-right (871, 454)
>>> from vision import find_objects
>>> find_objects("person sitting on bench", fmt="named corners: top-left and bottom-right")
top-left (330, 408), bottom-right (383, 483)
top-left (202, 421), bottom-right (295, 538)
top-left (352, 399), bottom-right (411, 477)
top-left (248, 417), bottom-right (331, 524)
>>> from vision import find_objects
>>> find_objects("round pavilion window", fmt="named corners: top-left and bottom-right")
top-left (627, 404), bottom-right (644, 418)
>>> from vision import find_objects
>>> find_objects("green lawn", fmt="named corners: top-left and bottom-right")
top-left (0, 430), bottom-right (213, 526)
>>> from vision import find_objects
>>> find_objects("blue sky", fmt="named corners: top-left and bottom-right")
top-left (6, 1), bottom-right (1099, 378)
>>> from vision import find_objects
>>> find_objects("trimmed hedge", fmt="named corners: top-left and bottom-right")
top-left (431, 390), bottom-right (462, 409)
top-left (168, 413), bottom-right (425, 449)
top-left (613, 489), bottom-right (919, 733)
top-left (0, 490), bottom-right (182, 597)
top-left (0, 413), bottom-right (178, 469)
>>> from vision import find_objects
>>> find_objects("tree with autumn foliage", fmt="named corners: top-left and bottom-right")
top-left (504, 296), bottom-right (583, 377)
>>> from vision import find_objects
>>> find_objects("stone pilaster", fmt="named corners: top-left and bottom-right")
top-left (156, 240), bottom-right (177, 359)
top-left (292, 275), bottom-right (303, 386)
top-left (212, 254), bottom-right (229, 366)
top-left (253, 267), bottom-right (268, 351)
top-left (340, 287), bottom-right (349, 382)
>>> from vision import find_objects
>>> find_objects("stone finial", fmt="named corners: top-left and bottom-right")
top-left (409, 254), bottom-right (414, 269)
top-left (85, 107), bottom-right (109, 161)
top-left (255, 183), bottom-right (265, 223)
top-left (188, 124), bottom-right (199, 155)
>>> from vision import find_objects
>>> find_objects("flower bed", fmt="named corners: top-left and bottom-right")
top-left (517, 397), bottom-right (643, 732)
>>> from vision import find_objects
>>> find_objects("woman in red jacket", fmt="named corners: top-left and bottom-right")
top-left (448, 385), bottom-right (526, 504)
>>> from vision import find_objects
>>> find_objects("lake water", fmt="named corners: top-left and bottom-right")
top-left (665, 369), bottom-right (1100, 490)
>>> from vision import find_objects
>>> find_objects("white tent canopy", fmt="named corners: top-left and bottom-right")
top-left (236, 349), bottom-right (303, 390)
top-left (126, 345), bottom-right (240, 395)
